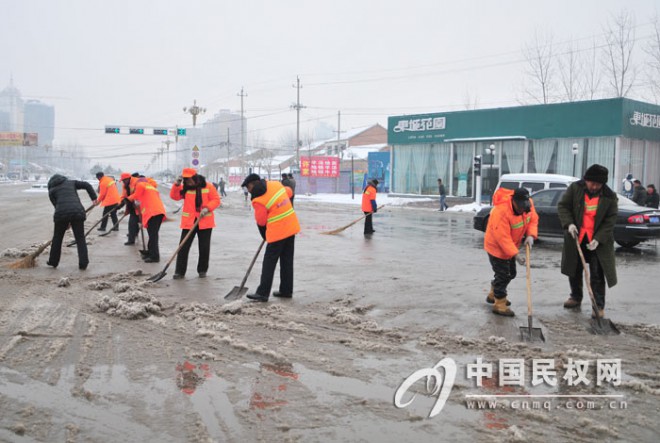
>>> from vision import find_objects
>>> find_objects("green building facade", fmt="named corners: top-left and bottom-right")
top-left (387, 98), bottom-right (660, 198)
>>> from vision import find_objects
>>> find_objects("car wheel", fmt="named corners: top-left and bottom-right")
top-left (616, 240), bottom-right (640, 248)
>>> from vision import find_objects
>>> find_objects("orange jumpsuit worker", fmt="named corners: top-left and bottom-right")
top-left (126, 178), bottom-right (166, 262)
top-left (120, 172), bottom-right (140, 245)
top-left (169, 168), bottom-right (221, 279)
top-left (95, 171), bottom-right (121, 231)
top-left (242, 173), bottom-right (300, 302)
top-left (484, 187), bottom-right (539, 316)
top-left (362, 178), bottom-right (378, 235)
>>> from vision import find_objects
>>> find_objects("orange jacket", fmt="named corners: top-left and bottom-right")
top-left (484, 188), bottom-right (539, 260)
top-left (97, 176), bottom-right (121, 207)
top-left (252, 180), bottom-right (300, 243)
top-left (127, 180), bottom-right (166, 228)
top-left (579, 194), bottom-right (599, 242)
top-left (361, 184), bottom-right (377, 212)
top-left (169, 181), bottom-right (221, 230)
top-left (121, 176), bottom-right (140, 215)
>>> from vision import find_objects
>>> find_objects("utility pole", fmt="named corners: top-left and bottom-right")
top-left (291, 76), bottom-right (305, 170)
top-left (333, 110), bottom-right (345, 193)
top-left (163, 139), bottom-right (173, 177)
top-left (226, 127), bottom-right (231, 182)
top-left (237, 87), bottom-right (247, 177)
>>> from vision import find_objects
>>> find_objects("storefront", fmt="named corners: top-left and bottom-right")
top-left (387, 98), bottom-right (660, 198)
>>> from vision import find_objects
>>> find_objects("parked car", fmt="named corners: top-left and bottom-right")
top-left (496, 173), bottom-right (579, 193)
top-left (473, 188), bottom-right (660, 248)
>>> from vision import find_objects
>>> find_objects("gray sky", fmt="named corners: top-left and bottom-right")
top-left (2, 0), bottom-right (659, 172)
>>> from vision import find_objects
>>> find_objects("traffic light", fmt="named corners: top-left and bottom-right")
top-left (153, 128), bottom-right (168, 135)
top-left (129, 128), bottom-right (145, 134)
top-left (177, 128), bottom-right (187, 136)
top-left (473, 155), bottom-right (482, 176)
top-left (105, 127), bottom-right (120, 134)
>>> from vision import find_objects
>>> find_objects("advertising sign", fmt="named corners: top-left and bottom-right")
top-left (0, 132), bottom-right (38, 147)
top-left (300, 156), bottom-right (340, 177)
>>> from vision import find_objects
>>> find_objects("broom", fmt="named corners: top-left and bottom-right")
top-left (320, 205), bottom-right (385, 235)
top-left (5, 204), bottom-right (96, 269)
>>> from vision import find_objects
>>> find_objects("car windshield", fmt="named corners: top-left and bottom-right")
top-left (618, 194), bottom-right (639, 206)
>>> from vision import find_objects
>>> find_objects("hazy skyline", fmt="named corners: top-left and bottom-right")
top-left (2, 0), bottom-right (659, 172)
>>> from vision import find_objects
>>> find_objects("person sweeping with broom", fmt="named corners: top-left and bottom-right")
top-left (46, 174), bottom-right (98, 270)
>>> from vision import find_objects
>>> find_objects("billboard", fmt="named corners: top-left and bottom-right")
top-left (0, 132), bottom-right (39, 147)
top-left (300, 156), bottom-right (340, 177)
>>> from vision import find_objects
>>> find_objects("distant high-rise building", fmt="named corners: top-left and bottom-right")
top-left (24, 100), bottom-right (55, 147)
top-left (0, 77), bottom-right (24, 132)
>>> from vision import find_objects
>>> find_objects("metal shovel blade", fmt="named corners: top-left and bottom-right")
top-left (588, 317), bottom-right (621, 335)
top-left (146, 268), bottom-right (168, 283)
top-left (225, 286), bottom-right (248, 301)
top-left (519, 325), bottom-right (546, 342)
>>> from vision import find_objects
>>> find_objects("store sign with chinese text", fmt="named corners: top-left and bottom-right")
top-left (0, 132), bottom-right (38, 147)
top-left (300, 156), bottom-right (340, 177)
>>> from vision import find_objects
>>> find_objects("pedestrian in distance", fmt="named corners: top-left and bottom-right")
top-left (484, 187), bottom-right (538, 316)
top-left (119, 172), bottom-right (140, 245)
top-left (362, 178), bottom-right (378, 235)
top-left (632, 179), bottom-right (647, 206)
top-left (242, 173), bottom-right (300, 302)
top-left (558, 164), bottom-right (618, 319)
top-left (95, 171), bottom-right (121, 231)
top-left (219, 177), bottom-right (227, 197)
top-left (438, 178), bottom-right (448, 211)
top-left (645, 184), bottom-right (659, 209)
top-left (126, 177), bottom-right (166, 263)
top-left (46, 174), bottom-right (98, 270)
top-left (169, 168), bottom-right (221, 279)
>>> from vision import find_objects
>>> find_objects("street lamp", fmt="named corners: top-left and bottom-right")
top-left (572, 143), bottom-right (579, 177)
top-left (183, 99), bottom-right (206, 127)
top-left (485, 143), bottom-right (496, 205)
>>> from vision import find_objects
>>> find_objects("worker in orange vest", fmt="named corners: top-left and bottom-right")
top-left (126, 177), bottom-right (166, 262)
top-left (242, 173), bottom-right (300, 302)
top-left (119, 172), bottom-right (141, 245)
top-left (169, 168), bottom-right (221, 279)
top-left (362, 178), bottom-right (378, 235)
top-left (95, 172), bottom-right (121, 231)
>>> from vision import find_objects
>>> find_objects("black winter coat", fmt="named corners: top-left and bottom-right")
top-left (645, 191), bottom-right (660, 209)
top-left (48, 174), bottom-right (98, 223)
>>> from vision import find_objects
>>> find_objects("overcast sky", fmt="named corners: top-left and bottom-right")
top-left (2, 0), bottom-right (659, 172)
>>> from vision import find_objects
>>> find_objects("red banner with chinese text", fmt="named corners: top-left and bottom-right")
top-left (300, 156), bottom-right (340, 177)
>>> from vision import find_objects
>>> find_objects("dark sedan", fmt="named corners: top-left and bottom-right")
top-left (473, 189), bottom-right (660, 248)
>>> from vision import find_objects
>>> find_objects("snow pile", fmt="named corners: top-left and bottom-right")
top-left (1, 248), bottom-right (28, 258)
top-left (447, 202), bottom-right (489, 213)
top-left (94, 290), bottom-right (163, 319)
top-left (57, 277), bottom-right (70, 288)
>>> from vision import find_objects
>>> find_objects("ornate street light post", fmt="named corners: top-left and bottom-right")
top-left (183, 99), bottom-right (206, 127)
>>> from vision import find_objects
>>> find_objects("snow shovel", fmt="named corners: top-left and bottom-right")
top-left (139, 216), bottom-right (148, 255)
top-left (224, 239), bottom-right (266, 300)
top-left (67, 205), bottom-right (120, 247)
top-left (575, 237), bottom-right (620, 335)
top-left (146, 217), bottom-right (203, 283)
top-left (320, 205), bottom-right (386, 235)
top-left (98, 212), bottom-right (128, 237)
top-left (519, 243), bottom-right (545, 342)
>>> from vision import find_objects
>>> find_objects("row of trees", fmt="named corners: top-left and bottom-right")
top-left (522, 10), bottom-right (660, 105)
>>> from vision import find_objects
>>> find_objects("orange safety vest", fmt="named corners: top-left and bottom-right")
top-left (169, 182), bottom-right (221, 230)
top-left (251, 181), bottom-right (300, 243)
top-left (127, 181), bottom-right (166, 228)
top-left (484, 188), bottom-right (539, 260)
top-left (361, 185), bottom-right (377, 212)
top-left (579, 194), bottom-right (599, 242)
top-left (97, 176), bottom-right (121, 207)
top-left (121, 177), bottom-right (140, 214)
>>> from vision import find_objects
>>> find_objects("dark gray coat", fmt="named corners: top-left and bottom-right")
top-left (48, 174), bottom-right (97, 223)
top-left (557, 180), bottom-right (618, 288)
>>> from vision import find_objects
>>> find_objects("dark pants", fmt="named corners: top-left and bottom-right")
top-left (49, 219), bottom-right (88, 268)
top-left (175, 226), bottom-right (212, 275)
top-left (488, 253), bottom-right (517, 299)
top-left (364, 212), bottom-right (374, 234)
top-left (100, 204), bottom-right (119, 230)
top-left (439, 195), bottom-right (448, 211)
top-left (220, 188), bottom-right (227, 197)
top-left (256, 235), bottom-right (295, 297)
top-left (290, 196), bottom-right (295, 208)
top-left (146, 214), bottom-right (164, 261)
top-left (127, 204), bottom-right (139, 243)
top-left (569, 241), bottom-right (606, 309)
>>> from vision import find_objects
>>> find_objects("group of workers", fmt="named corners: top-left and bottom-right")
top-left (484, 163), bottom-right (617, 320)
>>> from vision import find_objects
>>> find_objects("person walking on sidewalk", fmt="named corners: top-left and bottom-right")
top-left (484, 187), bottom-right (538, 316)
top-left (438, 178), bottom-right (448, 211)
top-left (126, 178), bottom-right (166, 263)
top-left (362, 179), bottom-right (378, 235)
top-left (95, 172), bottom-right (121, 231)
top-left (46, 174), bottom-right (98, 270)
top-left (242, 173), bottom-right (300, 302)
top-left (558, 164), bottom-right (618, 319)
top-left (169, 168), bottom-right (221, 279)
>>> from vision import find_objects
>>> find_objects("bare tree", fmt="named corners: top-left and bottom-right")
top-left (602, 9), bottom-right (636, 97)
top-left (645, 15), bottom-right (660, 103)
top-left (522, 30), bottom-right (555, 104)
top-left (584, 38), bottom-right (603, 100)
top-left (557, 40), bottom-right (584, 102)
top-left (462, 88), bottom-right (480, 110)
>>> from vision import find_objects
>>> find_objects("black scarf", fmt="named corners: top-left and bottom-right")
top-left (182, 177), bottom-right (204, 212)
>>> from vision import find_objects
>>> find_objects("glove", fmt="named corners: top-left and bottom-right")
top-left (568, 224), bottom-right (578, 239)
top-left (586, 239), bottom-right (599, 251)
top-left (524, 236), bottom-right (534, 249)
top-left (515, 254), bottom-right (526, 266)
top-left (371, 200), bottom-right (378, 213)
top-left (200, 207), bottom-right (210, 216)
top-left (258, 225), bottom-right (267, 240)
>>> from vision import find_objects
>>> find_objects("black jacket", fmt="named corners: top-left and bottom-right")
top-left (48, 174), bottom-right (97, 222)
top-left (632, 186), bottom-right (647, 206)
top-left (646, 191), bottom-right (660, 209)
